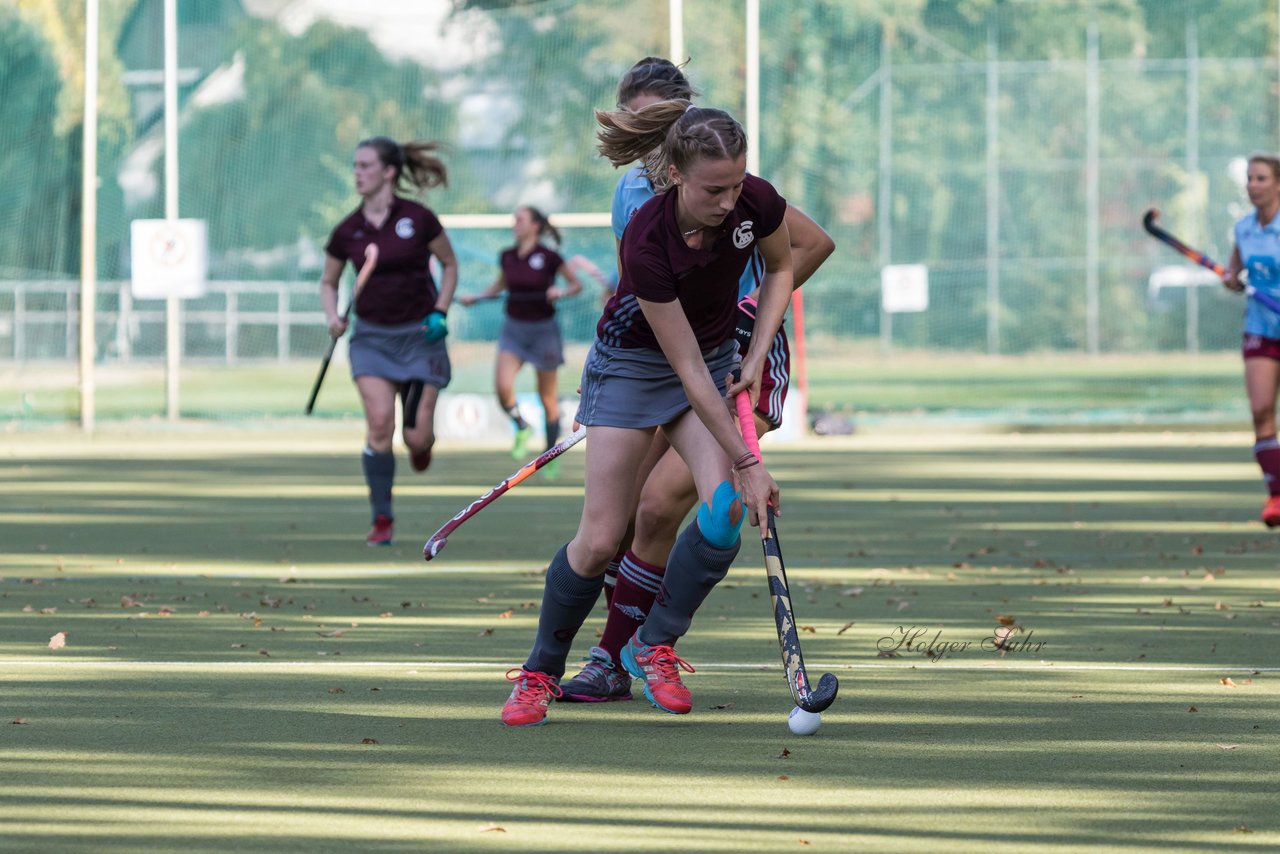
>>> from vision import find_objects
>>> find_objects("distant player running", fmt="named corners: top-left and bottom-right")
top-left (559, 57), bottom-right (835, 703)
top-left (1221, 152), bottom-right (1280, 527)
top-left (458, 207), bottom-right (583, 474)
top-left (501, 102), bottom-right (793, 726)
top-left (321, 136), bottom-right (458, 546)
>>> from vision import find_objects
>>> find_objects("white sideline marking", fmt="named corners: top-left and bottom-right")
top-left (1, 660), bottom-right (1275, 673)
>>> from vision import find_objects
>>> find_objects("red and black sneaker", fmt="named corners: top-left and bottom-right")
top-left (366, 514), bottom-right (394, 546)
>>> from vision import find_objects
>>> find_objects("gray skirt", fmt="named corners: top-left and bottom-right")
top-left (498, 316), bottom-right (564, 371)
top-left (576, 338), bottom-right (739, 428)
top-left (350, 318), bottom-right (451, 389)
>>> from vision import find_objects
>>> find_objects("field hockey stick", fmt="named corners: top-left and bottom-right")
top-left (1142, 208), bottom-right (1280, 314)
top-left (735, 392), bottom-right (839, 714)
top-left (305, 245), bottom-right (378, 415)
top-left (423, 425), bottom-right (586, 560)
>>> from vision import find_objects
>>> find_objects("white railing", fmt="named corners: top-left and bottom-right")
top-left (0, 279), bottom-right (323, 364)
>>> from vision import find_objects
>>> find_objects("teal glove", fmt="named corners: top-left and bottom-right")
top-left (422, 310), bottom-right (448, 343)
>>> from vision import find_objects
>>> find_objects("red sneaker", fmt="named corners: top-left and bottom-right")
top-left (501, 668), bottom-right (562, 727)
top-left (1262, 496), bottom-right (1280, 528)
top-left (366, 514), bottom-right (394, 546)
top-left (410, 447), bottom-right (431, 472)
top-left (620, 633), bottom-right (695, 715)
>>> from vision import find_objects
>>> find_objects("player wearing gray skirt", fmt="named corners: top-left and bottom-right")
top-left (458, 207), bottom-right (583, 470)
top-left (501, 103), bottom-right (794, 727)
top-left (321, 136), bottom-right (458, 547)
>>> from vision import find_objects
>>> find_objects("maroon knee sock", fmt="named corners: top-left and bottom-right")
top-left (1255, 437), bottom-right (1280, 496)
top-left (598, 550), bottom-right (665, 666)
top-left (602, 549), bottom-right (624, 607)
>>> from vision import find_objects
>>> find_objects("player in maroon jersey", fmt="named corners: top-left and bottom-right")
top-left (501, 102), bottom-right (793, 726)
top-left (321, 136), bottom-right (458, 546)
top-left (559, 58), bottom-right (835, 703)
top-left (458, 207), bottom-right (583, 472)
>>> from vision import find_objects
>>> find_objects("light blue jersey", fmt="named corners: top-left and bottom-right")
top-left (610, 165), bottom-right (762, 300)
top-left (1235, 210), bottom-right (1280, 338)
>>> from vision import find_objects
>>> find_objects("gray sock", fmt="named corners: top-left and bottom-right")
top-left (361, 448), bottom-right (395, 522)
top-left (525, 544), bottom-right (604, 678)
top-left (640, 520), bottom-right (740, 646)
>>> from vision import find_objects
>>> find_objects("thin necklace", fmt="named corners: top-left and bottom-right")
top-left (682, 225), bottom-right (701, 236)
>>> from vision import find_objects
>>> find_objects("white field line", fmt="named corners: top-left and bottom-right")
top-left (0, 660), bottom-right (1275, 673)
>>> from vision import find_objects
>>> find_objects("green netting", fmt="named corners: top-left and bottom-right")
top-left (1, 0), bottom-right (1277, 425)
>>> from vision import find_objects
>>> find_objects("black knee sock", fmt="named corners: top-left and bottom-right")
top-left (640, 520), bottom-right (740, 646)
top-left (545, 412), bottom-right (561, 450)
top-left (361, 448), bottom-right (395, 521)
top-left (525, 544), bottom-right (604, 677)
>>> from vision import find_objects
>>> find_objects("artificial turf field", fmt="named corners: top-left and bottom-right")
top-left (2, 426), bottom-right (1279, 853)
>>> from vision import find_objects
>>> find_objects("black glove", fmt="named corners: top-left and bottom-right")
top-left (734, 295), bottom-right (757, 352)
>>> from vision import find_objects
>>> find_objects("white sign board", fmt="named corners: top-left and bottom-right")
top-left (881, 264), bottom-right (929, 313)
top-left (130, 219), bottom-right (208, 299)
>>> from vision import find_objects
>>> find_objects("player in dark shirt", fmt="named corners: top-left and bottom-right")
top-left (321, 136), bottom-right (458, 547)
top-left (501, 102), bottom-right (794, 727)
top-left (561, 57), bottom-right (835, 704)
top-left (457, 207), bottom-right (583, 471)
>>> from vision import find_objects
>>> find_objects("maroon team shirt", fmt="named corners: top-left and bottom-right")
top-left (325, 196), bottom-right (444, 325)
top-left (501, 244), bottom-right (564, 322)
top-left (598, 173), bottom-right (786, 351)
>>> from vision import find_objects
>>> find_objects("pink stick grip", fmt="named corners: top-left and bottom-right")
top-left (736, 391), bottom-right (761, 460)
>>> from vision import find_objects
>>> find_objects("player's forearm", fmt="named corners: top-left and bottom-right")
top-left (435, 261), bottom-right (459, 310)
top-left (745, 270), bottom-right (792, 368)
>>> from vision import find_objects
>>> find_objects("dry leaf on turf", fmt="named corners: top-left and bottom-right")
top-left (360, 738), bottom-right (379, 744)
top-left (47, 632), bottom-right (67, 650)
top-left (996, 614), bottom-right (1016, 626)
top-left (777, 775), bottom-right (790, 781)
top-left (1220, 677), bottom-right (1237, 688)
top-left (1216, 744), bottom-right (1240, 750)
top-left (777, 748), bottom-right (791, 759)
top-left (478, 824), bottom-right (506, 833)
top-left (1188, 706), bottom-right (1197, 712)
top-left (837, 621), bottom-right (856, 635)
top-left (327, 687), bottom-right (345, 694)
top-left (11, 718), bottom-right (27, 725)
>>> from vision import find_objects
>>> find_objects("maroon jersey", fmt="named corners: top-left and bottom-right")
top-left (501, 244), bottom-right (564, 321)
top-left (325, 197), bottom-right (444, 325)
top-left (597, 173), bottom-right (786, 351)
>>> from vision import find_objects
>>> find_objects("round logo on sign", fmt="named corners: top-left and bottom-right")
top-left (395, 217), bottom-right (415, 239)
top-left (151, 227), bottom-right (188, 266)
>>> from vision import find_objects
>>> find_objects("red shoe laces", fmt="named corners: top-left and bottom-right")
top-left (506, 668), bottom-right (563, 701)
top-left (640, 645), bottom-right (695, 679)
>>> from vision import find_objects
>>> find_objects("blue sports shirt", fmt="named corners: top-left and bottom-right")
top-left (1235, 210), bottom-right (1280, 338)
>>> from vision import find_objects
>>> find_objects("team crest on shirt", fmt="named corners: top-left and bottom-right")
top-left (395, 217), bottom-right (415, 239)
top-left (529, 253), bottom-right (546, 270)
top-left (733, 220), bottom-right (755, 250)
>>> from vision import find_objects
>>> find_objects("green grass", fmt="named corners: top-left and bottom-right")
top-left (2, 428), bottom-right (1279, 852)
top-left (0, 347), bottom-right (1250, 426)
